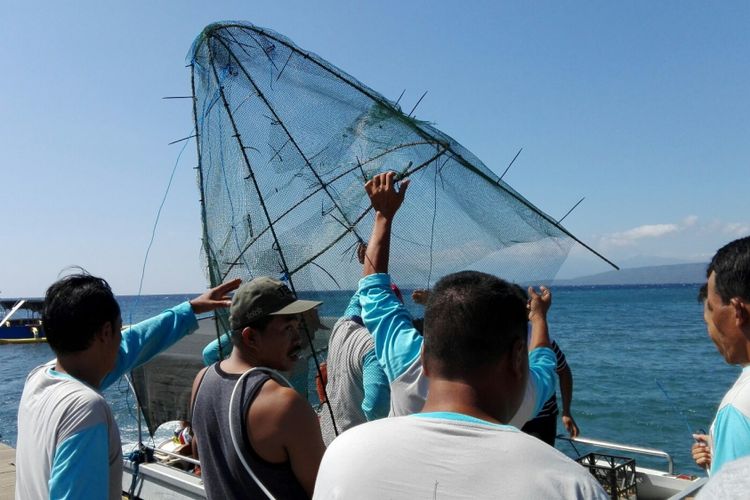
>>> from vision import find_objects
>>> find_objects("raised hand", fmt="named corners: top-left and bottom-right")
top-left (364, 171), bottom-right (410, 220)
top-left (189, 278), bottom-right (242, 314)
top-left (527, 286), bottom-right (552, 322)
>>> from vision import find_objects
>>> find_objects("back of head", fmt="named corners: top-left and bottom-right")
top-left (43, 273), bottom-right (120, 355)
top-left (423, 271), bottom-right (528, 378)
top-left (709, 236), bottom-right (750, 303)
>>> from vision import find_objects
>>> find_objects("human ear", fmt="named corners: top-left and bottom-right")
top-left (242, 327), bottom-right (260, 350)
top-left (95, 321), bottom-right (113, 342)
top-left (731, 298), bottom-right (749, 326)
top-left (420, 344), bottom-right (430, 377)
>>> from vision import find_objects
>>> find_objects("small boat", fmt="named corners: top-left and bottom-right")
top-left (0, 299), bottom-right (45, 344)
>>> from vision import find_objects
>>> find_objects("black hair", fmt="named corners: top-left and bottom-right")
top-left (423, 270), bottom-right (528, 378)
top-left (709, 236), bottom-right (750, 303)
top-left (43, 273), bottom-right (121, 355)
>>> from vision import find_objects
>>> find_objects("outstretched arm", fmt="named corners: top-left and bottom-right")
top-left (362, 171), bottom-right (410, 277)
top-left (101, 279), bottom-right (241, 389)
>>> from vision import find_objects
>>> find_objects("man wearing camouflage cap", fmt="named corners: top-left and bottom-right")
top-left (191, 277), bottom-right (326, 499)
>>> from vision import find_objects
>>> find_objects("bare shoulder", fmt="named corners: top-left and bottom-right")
top-left (254, 378), bottom-right (315, 423)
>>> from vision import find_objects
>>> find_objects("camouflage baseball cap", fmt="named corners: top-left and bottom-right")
top-left (229, 277), bottom-right (321, 330)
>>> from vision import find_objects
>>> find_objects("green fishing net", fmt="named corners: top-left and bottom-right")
top-left (188, 21), bottom-right (587, 295)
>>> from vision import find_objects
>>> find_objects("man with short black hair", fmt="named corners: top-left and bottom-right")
top-left (191, 276), bottom-right (326, 499)
top-left (313, 172), bottom-right (606, 498)
top-left (15, 273), bottom-right (239, 500)
top-left (692, 236), bottom-right (750, 475)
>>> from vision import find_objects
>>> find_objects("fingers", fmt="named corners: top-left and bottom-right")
top-left (692, 433), bottom-right (709, 443)
top-left (213, 278), bottom-right (242, 295)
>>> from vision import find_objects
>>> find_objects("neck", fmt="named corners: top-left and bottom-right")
top-left (421, 377), bottom-right (511, 424)
top-left (55, 353), bottom-right (104, 388)
top-left (221, 347), bottom-right (259, 374)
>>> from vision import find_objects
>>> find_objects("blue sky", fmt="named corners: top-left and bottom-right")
top-left (2, 1), bottom-right (748, 296)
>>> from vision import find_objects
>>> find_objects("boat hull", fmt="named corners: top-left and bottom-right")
top-left (0, 324), bottom-right (45, 344)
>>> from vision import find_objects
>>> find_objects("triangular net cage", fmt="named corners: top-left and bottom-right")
top-left (129, 21), bottom-right (599, 439)
top-left (189, 21), bottom-right (578, 297)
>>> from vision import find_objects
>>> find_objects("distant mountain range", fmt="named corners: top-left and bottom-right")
top-left (553, 262), bottom-right (708, 286)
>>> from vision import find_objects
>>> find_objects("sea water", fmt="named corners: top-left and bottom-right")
top-left (0, 285), bottom-right (736, 476)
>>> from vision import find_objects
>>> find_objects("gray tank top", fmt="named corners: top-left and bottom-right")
top-left (192, 363), bottom-right (308, 499)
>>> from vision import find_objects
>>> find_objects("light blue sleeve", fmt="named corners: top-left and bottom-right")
top-left (358, 273), bottom-right (422, 382)
top-left (343, 290), bottom-right (361, 318)
top-left (711, 405), bottom-right (750, 474)
top-left (101, 301), bottom-right (198, 389)
top-left (529, 347), bottom-right (557, 417)
top-left (202, 332), bottom-right (233, 365)
top-left (361, 348), bottom-right (391, 420)
top-left (49, 423), bottom-right (108, 499)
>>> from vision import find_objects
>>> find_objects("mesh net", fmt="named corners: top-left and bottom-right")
top-left (188, 21), bottom-right (577, 296)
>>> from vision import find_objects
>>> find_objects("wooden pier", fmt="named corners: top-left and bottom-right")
top-left (0, 443), bottom-right (15, 499)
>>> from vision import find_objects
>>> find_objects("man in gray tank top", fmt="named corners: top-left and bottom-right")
top-left (191, 277), bottom-right (326, 499)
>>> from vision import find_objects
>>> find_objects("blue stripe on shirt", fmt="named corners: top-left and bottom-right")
top-left (412, 411), bottom-right (517, 430)
top-left (529, 347), bottom-right (557, 417)
top-left (711, 404), bottom-right (750, 474)
top-left (358, 273), bottom-right (422, 382)
top-left (49, 423), bottom-right (109, 499)
top-left (361, 348), bottom-right (391, 420)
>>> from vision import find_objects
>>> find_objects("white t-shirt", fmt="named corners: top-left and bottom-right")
top-left (314, 412), bottom-right (608, 500)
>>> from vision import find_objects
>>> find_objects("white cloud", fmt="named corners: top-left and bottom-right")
top-left (596, 216), bottom-right (750, 254)
top-left (682, 215), bottom-right (698, 227)
top-left (602, 223), bottom-right (679, 247)
top-left (722, 222), bottom-right (750, 237)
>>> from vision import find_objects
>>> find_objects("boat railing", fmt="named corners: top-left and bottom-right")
top-left (150, 446), bottom-right (201, 467)
top-left (557, 435), bottom-right (674, 474)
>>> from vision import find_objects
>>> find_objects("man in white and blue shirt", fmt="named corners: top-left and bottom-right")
top-left (15, 273), bottom-right (238, 499)
top-left (693, 236), bottom-right (750, 476)
top-left (314, 172), bottom-right (606, 499)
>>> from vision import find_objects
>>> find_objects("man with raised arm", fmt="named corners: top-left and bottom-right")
top-left (15, 273), bottom-right (239, 500)
top-left (692, 236), bottom-right (750, 476)
top-left (313, 172), bottom-right (606, 498)
top-left (191, 277), bottom-right (326, 499)
top-left (354, 171), bottom-right (556, 425)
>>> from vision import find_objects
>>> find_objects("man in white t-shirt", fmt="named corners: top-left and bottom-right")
top-left (313, 172), bottom-right (607, 499)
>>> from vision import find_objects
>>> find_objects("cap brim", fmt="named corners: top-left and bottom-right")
top-left (269, 299), bottom-right (322, 316)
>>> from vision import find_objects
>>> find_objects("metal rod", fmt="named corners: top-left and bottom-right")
top-left (149, 447), bottom-right (201, 466)
top-left (168, 134), bottom-right (197, 146)
top-left (394, 89), bottom-right (406, 107)
top-left (557, 197), bottom-right (585, 224)
top-left (557, 435), bottom-right (674, 474)
top-left (408, 90), bottom-right (428, 117)
top-left (499, 147), bottom-right (523, 181)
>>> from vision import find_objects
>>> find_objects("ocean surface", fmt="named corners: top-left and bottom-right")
top-left (0, 284), bottom-right (736, 477)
